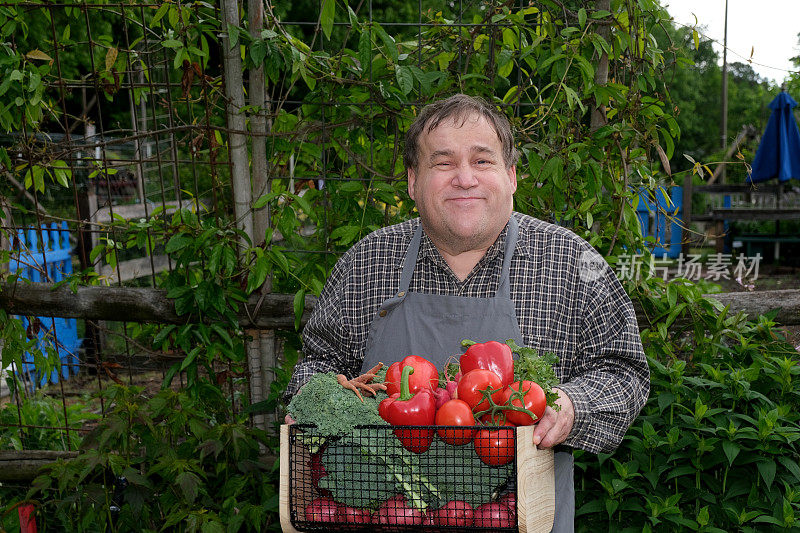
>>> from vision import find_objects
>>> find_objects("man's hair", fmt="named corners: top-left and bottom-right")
top-left (403, 94), bottom-right (519, 172)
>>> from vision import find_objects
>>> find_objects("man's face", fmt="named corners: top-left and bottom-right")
top-left (407, 113), bottom-right (517, 255)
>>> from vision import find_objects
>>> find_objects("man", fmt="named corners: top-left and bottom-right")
top-left (286, 94), bottom-right (649, 532)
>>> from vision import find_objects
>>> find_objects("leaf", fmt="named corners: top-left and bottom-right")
top-left (180, 346), bottom-right (202, 371)
top-left (105, 47), bottom-right (118, 72)
top-left (722, 440), bottom-right (739, 466)
top-left (175, 471), bottom-right (200, 503)
top-left (162, 362), bottom-right (180, 388)
top-left (166, 234), bottom-right (193, 254)
top-left (502, 86), bottom-right (520, 104)
top-left (299, 64), bottom-right (316, 90)
top-left (358, 29), bottom-right (371, 71)
top-left (246, 255), bottom-right (270, 294)
top-left (395, 65), bottom-right (413, 95)
top-left (161, 39), bottom-right (183, 49)
top-left (752, 515), bottom-right (784, 526)
top-left (373, 24), bottom-right (397, 62)
top-left (151, 2), bottom-right (170, 27)
top-left (211, 324), bottom-right (234, 348)
top-left (26, 49), bottom-right (53, 62)
top-left (320, 0), bottom-right (335, 40)
top-left (201, 521), bottom-right (224, 533)
top-left (330, 224), bottom-right (361, 245)
top-left (778, 456), bottom-right (800, 481)
top-left (293, 288), bottom-right (305, 331)
top-left (578, 8), bottom-right (587, 28)
top-left (757, 459), bottom-right (776, 489)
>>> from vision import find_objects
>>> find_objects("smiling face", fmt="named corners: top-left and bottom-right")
top-left (407, 113), bottom-right (517, 255)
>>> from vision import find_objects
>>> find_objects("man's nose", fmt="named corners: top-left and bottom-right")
top-left (452, 164), bottom-right (478, 188)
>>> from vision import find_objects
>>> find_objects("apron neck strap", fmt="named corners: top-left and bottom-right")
top-left (398, 215), bottom-right (519, 296)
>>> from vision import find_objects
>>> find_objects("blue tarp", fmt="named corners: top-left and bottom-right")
top-left (747, 91), bottom-right (800, 183)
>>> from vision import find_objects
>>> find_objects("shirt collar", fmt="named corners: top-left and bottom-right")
top-left (410, 215), bottom-right (532, 271)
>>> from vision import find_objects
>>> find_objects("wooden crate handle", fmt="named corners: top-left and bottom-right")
top-left (516, 425), bottom-right (555, 533)
top-left (279, 424), bottom-right (301, 533)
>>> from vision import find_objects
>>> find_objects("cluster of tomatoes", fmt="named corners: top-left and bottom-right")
top-left (381, 341), bottom-right (548, 467)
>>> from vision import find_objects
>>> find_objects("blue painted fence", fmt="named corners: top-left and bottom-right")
top-left (8, 222), bottom-right (81, 391)
top-left (635, 186), bottom-right (683, 259)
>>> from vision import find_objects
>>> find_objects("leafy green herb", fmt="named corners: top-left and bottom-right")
top-left (507, 339), bottom-right (561, 408)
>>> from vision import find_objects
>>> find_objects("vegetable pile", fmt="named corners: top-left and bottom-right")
top-left (286, 339), bottom-right (558, 529)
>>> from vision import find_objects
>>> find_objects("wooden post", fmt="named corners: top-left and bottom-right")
top-left (245, 0), bottom-right (274, 435)
top-left (221, 0), bottom-right (253, 249)
top-left (249, 0), bottom-right (270, 248)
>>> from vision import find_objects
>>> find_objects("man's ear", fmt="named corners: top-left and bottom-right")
top-left (508, 165), bottom-right (518, 193)
top-left (407, 167), bottom-right (417, 201)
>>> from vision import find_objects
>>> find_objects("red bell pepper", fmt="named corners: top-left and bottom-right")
top-left (384, 355), bottom-right (439, 396)
top-left (460, 340), bottom-right (515, 386)
top-left (379, 366), bottom-right (436, 453)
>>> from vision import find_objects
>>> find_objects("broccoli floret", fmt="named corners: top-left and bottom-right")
top-left (286, 372), bottom-right (388, 437)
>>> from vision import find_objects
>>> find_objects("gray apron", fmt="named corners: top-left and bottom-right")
top-left (361, 216), bottom-right (574, 533)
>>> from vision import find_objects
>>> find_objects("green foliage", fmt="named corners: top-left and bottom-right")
top-left (21, 385), bottom-right (280, 532)
top-left (508, 339), bottom-right (560, 406)
top-left (0, 392), bottom-right (98, 451)
top-left (574, 278), bottom-right (800, 532)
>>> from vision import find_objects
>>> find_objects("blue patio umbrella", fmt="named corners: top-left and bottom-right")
top-left (747, 91), bottom-right (800, 183)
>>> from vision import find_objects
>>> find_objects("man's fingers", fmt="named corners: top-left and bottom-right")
top-left (532, 405), bottom-right (557, 446)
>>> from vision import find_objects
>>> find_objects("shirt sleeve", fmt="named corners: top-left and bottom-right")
top-left (556, 268), bottom-right (650, 454)
top-left (284, 251), bottom-right (362, 399)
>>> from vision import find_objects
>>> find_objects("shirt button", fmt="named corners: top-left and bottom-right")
top-left (379, 310), bottom-right (387, 317)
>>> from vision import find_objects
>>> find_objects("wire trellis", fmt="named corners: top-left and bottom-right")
top-left (0, 0), bottom-right (537, 452)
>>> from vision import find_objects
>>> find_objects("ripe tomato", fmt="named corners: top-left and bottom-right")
top-left (305, 497), bottom-right (340, 523)
top-left (457, 369), bottom-right (504, 412)
top-left (384, 356), bottom-right (439, 396)
top-left (500, 380), bottom-right (547, 426)
top-left (435, 399), bottom-right (475, 445)
top-left (473, 502), bottom-right (514, 528)
top-left (474, 421), bottom-right (515, 466)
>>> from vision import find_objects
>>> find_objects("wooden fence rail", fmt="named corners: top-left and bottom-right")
top-left (2, 281), bottom-right (798, 483)
top-left (2, 282), bottom-right (800, 330)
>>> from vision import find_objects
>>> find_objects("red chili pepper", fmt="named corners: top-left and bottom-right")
top-left (379, 366), bottom-right (436, 453)
top-left (384, 355), bottom-right (439, 396)
top-left (460, 340), bottom-right (515, 387)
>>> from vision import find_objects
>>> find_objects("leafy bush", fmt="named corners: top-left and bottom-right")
top-left (0, 391), bottom-right (99, 451)
top-left (20, 385), bottom-right (279, 532)
top-left (575, 279), bottom-right (800, 532)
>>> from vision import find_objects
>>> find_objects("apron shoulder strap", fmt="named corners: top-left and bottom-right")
top-left (496, 215), bottom-right (519, 299)
top-left (399, 215), bottom-right (519, 297)
top-left (398, 222), bottom-right (423, 293)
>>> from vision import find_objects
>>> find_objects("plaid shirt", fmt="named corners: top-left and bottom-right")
top-left (287, 212), bottom-right (649, 454)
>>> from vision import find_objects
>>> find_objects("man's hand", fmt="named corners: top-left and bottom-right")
top-left (532, 388), bottom-right (574, 449)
